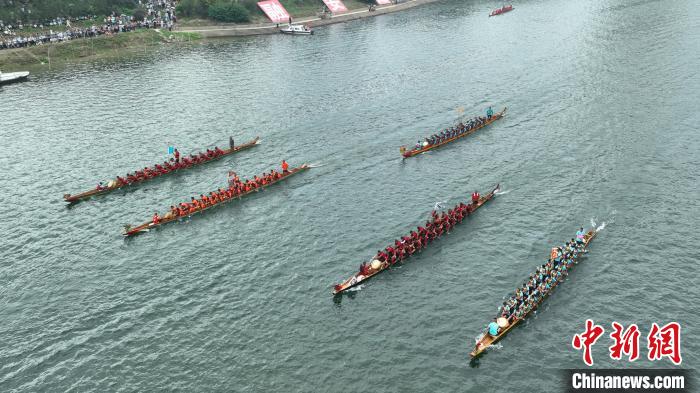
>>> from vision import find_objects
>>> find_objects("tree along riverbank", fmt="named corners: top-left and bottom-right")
top-left (0, 30), bottom-right (200, 71)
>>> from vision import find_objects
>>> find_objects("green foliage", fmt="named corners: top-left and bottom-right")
top-left (240, 0), bottom-right (260, 15)
top-left (208, 1), bottom-right (249, 23)
top-left (176, 0), bottom-right (212, 18)
top-left (132, 7), bottom-right (146, 21)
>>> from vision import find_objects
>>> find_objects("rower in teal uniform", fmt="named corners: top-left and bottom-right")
top-left (486, 106), bottom-right (494, 120)
top-left (488, 318), bottom-right (500, 336)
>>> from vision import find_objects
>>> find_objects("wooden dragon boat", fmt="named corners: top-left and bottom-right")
top-left (489, 5), bottom-right (513, 17)
top-left (63, 136), bottom-right (260, 203)
top-left (332, 184), bottom-right (500, 295)
top-left (400, 108), bottom-right (506, 158)
top-left (469, 229), bottom-right (598, 358)
top-left (123, 164), bottom-right (309, 237)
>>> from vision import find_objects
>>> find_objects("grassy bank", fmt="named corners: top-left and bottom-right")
top-left (0, 30), bottom-right (201, 71)
top-left (177, 0), bottom-right (370, 26)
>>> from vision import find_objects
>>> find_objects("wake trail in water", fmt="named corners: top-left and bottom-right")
top-left (433, 201), bottom-right (447, 210)
top-left (592, 209), bottom-right (615, 232)
top-left (307, 162), bottom-right (324, 168)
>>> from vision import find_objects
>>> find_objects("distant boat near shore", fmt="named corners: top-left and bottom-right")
top-left (280, 24), bottom-right (313, 35)
top-left (489, 4), bottom-right (513, 17)
top-left (0, 71), bottom-right (30, 85)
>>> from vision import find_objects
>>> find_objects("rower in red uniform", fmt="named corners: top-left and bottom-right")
top-left (228, 171), bottom-right (237, 188)
top-left (282, 160), bottom-right (289, 173)
top-left (152, 212), bottom-right (160, 224)
top-left (471, 191), bottom-right (480, 205)
top-left (174, 148), bottom-right (180, 163)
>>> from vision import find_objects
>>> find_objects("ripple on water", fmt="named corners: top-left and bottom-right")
top-left (1, 0), bottom-right (699, 390)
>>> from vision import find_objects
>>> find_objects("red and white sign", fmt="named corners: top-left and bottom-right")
top-left (322, 0), bottom-right (348, 13)
top-left (257, 0), bottom-right (290, 23)
top-left (375, 0), bottom-right (391, 5)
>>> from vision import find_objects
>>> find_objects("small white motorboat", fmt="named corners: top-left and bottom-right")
top-left (280, 24), bottom-right (313, 35)
top-left (0, 70), bottom-right (30, 85)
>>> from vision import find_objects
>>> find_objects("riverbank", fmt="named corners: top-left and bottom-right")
top-left (178, 0), bottom-right (441, 37)
top-left (0, 29), bottom-right (199, 71)
top-left (0, 0), bottom-right (437, 70)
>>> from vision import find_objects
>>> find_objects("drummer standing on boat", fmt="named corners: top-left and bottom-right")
top-left (486, 106), bottom-right (494, 120)
top-left (576, 227), bottom-right (585, 246)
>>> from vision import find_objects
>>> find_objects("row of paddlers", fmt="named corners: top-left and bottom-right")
top-left (327, 177), bottom-right (598, 359)
top-left (65, 107), bottom-right (506, 237)
top-left (64, 107), bottom-right (600, 359)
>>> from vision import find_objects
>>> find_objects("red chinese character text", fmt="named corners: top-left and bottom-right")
top-left (572, 319), bottom-right (605, 366)
top-left (647, 322), bottom-right (682, 365)
top-left (609, 322), bottom-right (640, 361)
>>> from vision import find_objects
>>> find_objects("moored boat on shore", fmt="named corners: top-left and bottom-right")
top-left (400, 107), bottom-right (506, 158)
top-left (63, 136), bottom-right (260, 203)
top-left (0, 70), bottom-right (30, 85)
top-left (332, 184), bottom-right (500, 295)
top-left (123, 163), bottom-right (310, 237)
top-left (469, 229), bottom-right (598, 358)
top-left (280, 24), bottom-right (313, 35)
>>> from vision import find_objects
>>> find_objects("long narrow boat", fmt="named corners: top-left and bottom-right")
top-left (123, 164), bottom-right (310, 237)
top-left (489, 5), bottom-right (513, 17)
top-left (400, 108), bottom-right (506, 158)
top-left (332, 184), bottom-right (500, 295)
top-left (469, 229), bottom-right (598, 358)
top-left (63, 136), bottom-right (260, 203)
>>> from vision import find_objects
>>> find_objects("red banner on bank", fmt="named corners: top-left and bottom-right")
top-left (322, 0), bottom-right (348, 13)
top-left (258, 0), bottom-right (290, 23)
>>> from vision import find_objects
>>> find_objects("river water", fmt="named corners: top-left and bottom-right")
top-left (1, 0), bottom-right (698, 391)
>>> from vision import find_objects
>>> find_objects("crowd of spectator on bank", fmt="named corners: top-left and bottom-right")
top-left (0, 0), bottom-right (177, 50)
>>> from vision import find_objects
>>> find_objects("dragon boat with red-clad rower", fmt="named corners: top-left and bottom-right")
top-left (123, 163), bottom-right (309, 237)
top-left (63, 136), bottom-right (260, 203)
top-left (332, 184), bottom-right (500, 295)
top-left (489, 5), bottom-right (513, 17)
